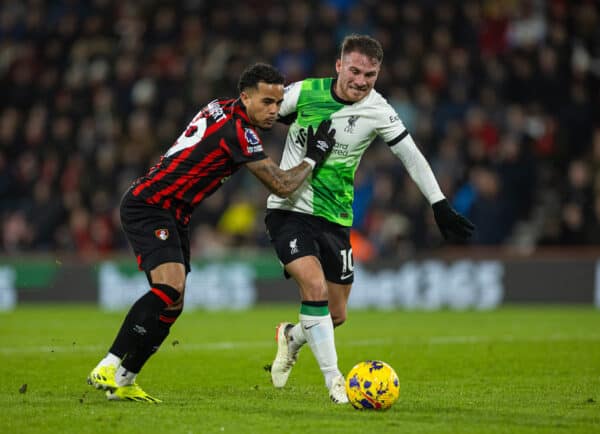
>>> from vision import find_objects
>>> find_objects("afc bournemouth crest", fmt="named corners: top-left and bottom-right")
top-left (344, 115), bottom-right (359, 133)
top-left (155, 228), bottom-right (169, 240)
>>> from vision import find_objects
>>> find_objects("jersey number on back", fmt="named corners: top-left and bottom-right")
top-left (165, 117), bottom-right (208, 158)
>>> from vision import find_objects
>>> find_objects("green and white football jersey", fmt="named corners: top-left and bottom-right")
top-left (267, 77), bottom-right (409, 227)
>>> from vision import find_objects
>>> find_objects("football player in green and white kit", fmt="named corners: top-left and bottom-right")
top-left (265, 35), bottom-right (474, 404)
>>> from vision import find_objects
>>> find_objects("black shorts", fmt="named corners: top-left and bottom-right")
top-left (265, 209), bottom-right (354, 284)
top-left (120, 191), bottom-right (191, 276)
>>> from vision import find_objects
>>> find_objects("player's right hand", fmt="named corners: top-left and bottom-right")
top-left (305, 119), bottom-right (336, 168)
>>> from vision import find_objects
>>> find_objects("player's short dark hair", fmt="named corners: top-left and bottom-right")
top-left (238, 63), bottom-right (285, 93)
top-left (340, 34), bottom-right (384, 63)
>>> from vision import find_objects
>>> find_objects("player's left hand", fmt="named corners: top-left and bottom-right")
top-left (305, 119), bottom-right (336, 167)
top-left (432, 199), bottom-right (475, 241)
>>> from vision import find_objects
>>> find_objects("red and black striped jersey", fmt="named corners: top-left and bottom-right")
top-left (130, 98), bottom-right (267, 225)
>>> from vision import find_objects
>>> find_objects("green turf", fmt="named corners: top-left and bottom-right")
top-left (1, 305), bottom-right (599, 433)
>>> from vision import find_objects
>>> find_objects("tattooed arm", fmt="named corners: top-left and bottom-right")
top-left (245, 119), bottom-right (336, 197)
top-left (245, 157), bottom-right (312, 198)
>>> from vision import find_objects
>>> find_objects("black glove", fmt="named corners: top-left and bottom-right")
top-left (432, 199), bottom-right (475, 241)
top-left (305, 119), bottom-right (336, 167)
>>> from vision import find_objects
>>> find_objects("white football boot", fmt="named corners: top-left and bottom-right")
top-left (328, 374), bottom-right (349, 404)
top-left (271, 322), bottom-right (300, 388)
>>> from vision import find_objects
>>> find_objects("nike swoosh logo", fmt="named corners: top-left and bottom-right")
top-left (303, 323), bottom-right (319, 330)
top-left (340, 273), bottom-right (353, 280)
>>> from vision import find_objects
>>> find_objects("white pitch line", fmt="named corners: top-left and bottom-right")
top-left (428, 334), bottom-right (600, 344)
top-left (1, 335), bottom-right (598, 355)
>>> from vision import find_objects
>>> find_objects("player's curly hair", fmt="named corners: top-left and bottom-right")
top-left (238, 63), bottom-right (285, 93)
top-left (340, 34), bottom-right (383, 63)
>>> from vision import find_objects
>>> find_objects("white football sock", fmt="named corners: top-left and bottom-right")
top-left (96, 352), bottom-right (121, 369)
top-left (299, 313), bottom-right (342, 388)
top-left (115, 365), bottom-right (137, 387)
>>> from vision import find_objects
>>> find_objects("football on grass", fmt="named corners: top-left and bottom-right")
top-left (345, 360), bottom-right (400, 410)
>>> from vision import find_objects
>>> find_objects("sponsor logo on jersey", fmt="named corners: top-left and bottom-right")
top-left (344, 115), bottom-right (359, 133)
top-left (289, 238), bottom-right (299, 255)
top-left (389, 114), bottom-right (400, 123)
top-left (332, 142), bottom-right (349, 157)
top-left (206, 99), bottom-right (226, 122)
top-left (155, 229), bottom-right (169, 240)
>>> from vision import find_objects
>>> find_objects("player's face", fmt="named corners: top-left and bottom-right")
top-left (241, 82), bottom-right (284, 130)
top-left (335, 51), bottom-right (380, 103)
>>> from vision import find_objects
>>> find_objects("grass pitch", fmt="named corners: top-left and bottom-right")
top-left (1, 305), bottom-right (599, 434)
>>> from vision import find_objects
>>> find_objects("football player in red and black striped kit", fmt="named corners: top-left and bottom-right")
top-left (87, 63), bottom-right (336, 402)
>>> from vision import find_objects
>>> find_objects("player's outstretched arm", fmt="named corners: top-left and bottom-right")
top-left (246, 119), bottom-right (336, 197)
top-left (389, 132), bottom-right (474, 240)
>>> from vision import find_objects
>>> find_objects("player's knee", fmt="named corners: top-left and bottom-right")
top-left (165, 278), bottom-right (185, 294)
top-left (150, 263), bottom-right (186, 294)
top-left (152, 274), bottom-right (185, 296)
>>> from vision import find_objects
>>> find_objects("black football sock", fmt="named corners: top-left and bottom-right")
top-left (108, 284), bottom-right (180, 359)
top-left (120, 307), bottom-right (183, 373)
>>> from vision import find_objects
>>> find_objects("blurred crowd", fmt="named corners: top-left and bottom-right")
top-left (1, 0), bottom-right (599, 260)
